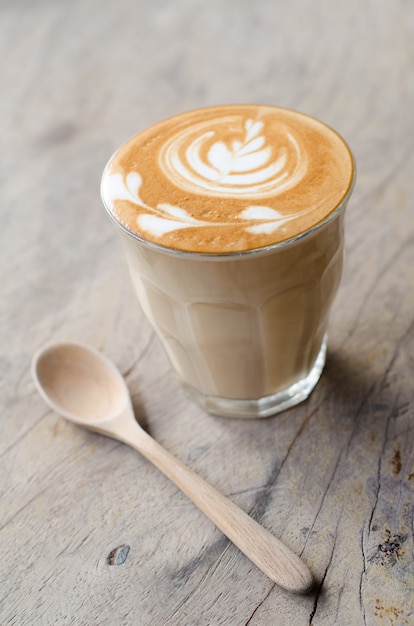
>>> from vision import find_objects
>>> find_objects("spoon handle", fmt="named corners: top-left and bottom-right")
top-left (123, 425), bottom-right (313, 594)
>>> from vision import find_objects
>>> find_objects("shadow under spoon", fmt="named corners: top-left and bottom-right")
top-left (31, 340), bottom-right (313, 594)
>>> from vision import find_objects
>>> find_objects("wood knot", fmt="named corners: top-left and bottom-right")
top-left (391, 447), bottom-right (402, 475)
top-left (107, 545), bottom-right (130, 565)
top-left (378, 540), bottom-right (401, 554)
top-left (370, 531), bottom-right (408, 567)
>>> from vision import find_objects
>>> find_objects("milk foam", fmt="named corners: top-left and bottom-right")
top-left (159, 117), bottom-right (307, 198)
top-left (102, 105), bottom-right (354, 253)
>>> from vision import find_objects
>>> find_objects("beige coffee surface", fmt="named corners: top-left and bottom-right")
top-left (102, 105), bottom-right (354, 252)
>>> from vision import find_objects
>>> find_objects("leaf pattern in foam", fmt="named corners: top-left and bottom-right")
top-left (207, 142), bottom-right (233, 175)
top-left (157, 203), bottom-right (204, 224)
top-left (245, 119), bottom-right (263, 141)
top-left (138, 215), bottom-right (194, 236)
top-left (241, 206), bottom-right (293, 235)
top-left (238, 135), bottom-right (265, 155)
top-left (125, 172), bottom-right (142, 200)
top-left (240, 206), bottom-right (285, 221)
top-left (231, 148), bottom-right (272, 173)
top-left (106, 167), bottom-right (306, 239)
top-left (205, 118), bottom-right (272, 179)
top-left (103, 172), bottom-right (143, 205)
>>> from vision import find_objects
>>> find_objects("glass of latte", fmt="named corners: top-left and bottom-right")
top-left (101, 105), bottom-right (355, 418)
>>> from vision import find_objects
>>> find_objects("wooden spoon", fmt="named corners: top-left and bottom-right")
top-left (31, 341), bottom-right (313, 594)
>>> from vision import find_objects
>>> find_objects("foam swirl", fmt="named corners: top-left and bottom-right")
top-left (102, 105), bottom-right (354, 252)
top-left (159, 116), bottom-right (307, 199)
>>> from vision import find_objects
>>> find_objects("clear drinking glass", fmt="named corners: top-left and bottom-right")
top-left (102, 193), bottom-right (352, 418)
top-left (101, 105), bottom-right (355, 418)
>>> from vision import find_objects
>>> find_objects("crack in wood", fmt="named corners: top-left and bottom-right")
top-left (308, 546), bottom-right (334, 625)
top-left (122, 331), bottom-right (156, 378)
top-left (244, 583), bottom-right (275, 625)
top-left (248, 403), bottom-right (322, 526)
top-left (163, 536), bottom-right (231, 623)
top-left (308, 514), bottom-right (342, 624)
top-left (359, 527), bottom-right (367, 622)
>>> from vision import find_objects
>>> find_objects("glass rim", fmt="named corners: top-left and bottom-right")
top-left (100, 108), bottom-right (356, 259)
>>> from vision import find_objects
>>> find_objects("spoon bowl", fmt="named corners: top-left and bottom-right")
top-left (32, 341), bottom-right (313, 594)
top-left (33, 342), bottom-right (130, 425)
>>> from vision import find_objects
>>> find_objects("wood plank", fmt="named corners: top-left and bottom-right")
top-left (1, 0), bottom-right (413, 624)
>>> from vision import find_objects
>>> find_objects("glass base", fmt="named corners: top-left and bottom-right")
top-left (181, 335), bottom-right (328, 419)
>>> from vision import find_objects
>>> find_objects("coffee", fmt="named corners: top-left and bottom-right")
top-left (102, 105), bottom-right (353, 254)
top-left (101, 106), bottom-right (355, 417)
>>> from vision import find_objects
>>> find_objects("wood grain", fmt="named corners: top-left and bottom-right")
top-left (1, 0), bottom-right (414, 624)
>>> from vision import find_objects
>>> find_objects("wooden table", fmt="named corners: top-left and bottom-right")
top-left (1, 1), bottom-right (413, 624)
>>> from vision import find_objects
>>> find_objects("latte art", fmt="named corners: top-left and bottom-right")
top-left (102, 105), bottom-right (354, 253)
top-left (159, 117), bottom-right (307, 198)
top-left (102, 170), bottom-right (303, 239)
